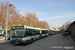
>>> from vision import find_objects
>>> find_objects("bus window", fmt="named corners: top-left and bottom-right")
top-left (0, 31), bottom-right (2, 33)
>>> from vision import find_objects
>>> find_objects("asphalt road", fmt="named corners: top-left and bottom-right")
top-left (0, 33), bottom-right (75, 50)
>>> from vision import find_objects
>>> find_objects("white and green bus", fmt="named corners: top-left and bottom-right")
top-left (10, 25), bottom-right (42, 44)
top-left (41, 29), bottom-right (49, 37)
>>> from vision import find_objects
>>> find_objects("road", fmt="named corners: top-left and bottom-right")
top-left (0, 33), bottom-right (75, 50)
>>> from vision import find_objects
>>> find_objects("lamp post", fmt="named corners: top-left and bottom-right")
top-left (6, 4), bottom-right (12, 42)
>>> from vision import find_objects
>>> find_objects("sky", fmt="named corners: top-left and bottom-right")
top-left (0, 0), bottom-right (75, 28)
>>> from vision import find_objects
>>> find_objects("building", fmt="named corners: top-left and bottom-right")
top-left (67, 21), bottom-right (75, 41)
top-left (25, 12), bottom-right (35, 26)
top-left (25, 12), bottom-right (35, 16)
top-left (67, 21), bottom-right (75, 35)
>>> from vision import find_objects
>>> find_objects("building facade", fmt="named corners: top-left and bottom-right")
top-left (25, 12), bottom-right (35, 16)
top-left (67, 21), bottom-right (75, 35)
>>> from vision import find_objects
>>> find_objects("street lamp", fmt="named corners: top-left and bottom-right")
top-left (6, 4), bottom-right (12, 42)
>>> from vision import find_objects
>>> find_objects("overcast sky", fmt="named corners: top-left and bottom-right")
top-left (0, 0), bottom-right (75, 28)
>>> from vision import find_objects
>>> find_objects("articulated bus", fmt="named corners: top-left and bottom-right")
top-left (62, 29), bottom-right (68, 35)
top-left (10, 25), bottom-right (43, 44)
top-left (10, 25), bottom-right (49, 44)
top-left (41, 29), bottom-right (49, 37)
top-left (49, 30), bottom-right (54, 35)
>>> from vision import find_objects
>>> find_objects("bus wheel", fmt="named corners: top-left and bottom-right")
top-left (31, 38), bottom-right (34, 42)
top-left (38, 36), bottom-right (41, 40)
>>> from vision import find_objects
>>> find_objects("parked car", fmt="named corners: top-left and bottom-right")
top-left (0, 32), bottom-right (10, 41)
top-left (0, 34), bottom-right (5, 40)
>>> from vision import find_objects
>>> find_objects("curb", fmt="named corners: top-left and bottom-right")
top-left (0, 42), bottom-right (10, 45)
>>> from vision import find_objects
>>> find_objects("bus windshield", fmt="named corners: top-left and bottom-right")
top-left (12, 30), bottom-right (24, 38)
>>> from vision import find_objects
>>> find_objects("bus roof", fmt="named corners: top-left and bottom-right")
top-left (0, 28), bottom-right (10, 30)
top-left (24, 26), bottom-right (41, 30)
top-left (41, 29), bottom-right (48, 30)
top-left (11, 25), bottom-right (49, 30)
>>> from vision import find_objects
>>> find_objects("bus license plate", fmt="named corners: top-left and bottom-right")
top-left (15, 42), bottom-right (19, 44)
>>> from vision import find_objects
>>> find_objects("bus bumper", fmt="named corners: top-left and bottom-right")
top-left (10, 40), bottom-right (31, 44)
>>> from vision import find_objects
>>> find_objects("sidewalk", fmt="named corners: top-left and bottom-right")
top-left (0, 40), bottom-right (8, 45)
top-left (70, 35), bottom-right (75, 41)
